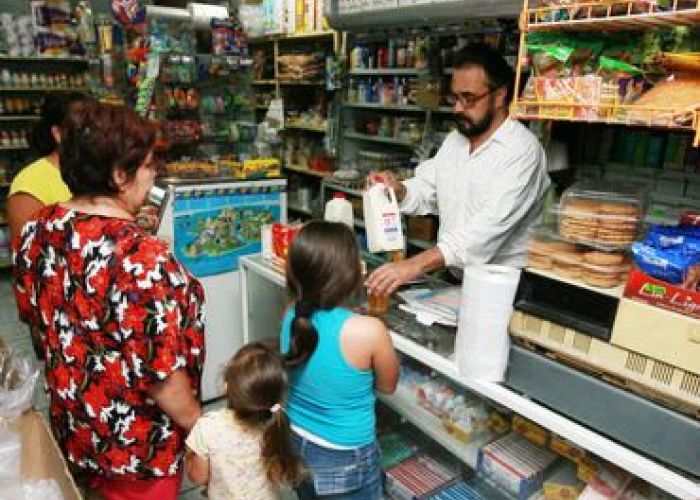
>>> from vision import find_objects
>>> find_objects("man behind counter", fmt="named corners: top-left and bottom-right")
top-left (366, 43), bottom-right (551, 296)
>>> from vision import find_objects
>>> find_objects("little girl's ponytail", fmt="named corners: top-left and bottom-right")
top-left (261, 403), bottom-right (305, 486)
top-left (225, 343), bottom-right (305, 487)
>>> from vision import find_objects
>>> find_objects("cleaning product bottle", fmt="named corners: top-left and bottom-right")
top-left (324, 192), bottom-right (354, 229)
top-left (363, 182), bottom-right (404, 253)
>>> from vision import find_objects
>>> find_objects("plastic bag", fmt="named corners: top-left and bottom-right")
top-left (0, 350), bottom-right (39, 421)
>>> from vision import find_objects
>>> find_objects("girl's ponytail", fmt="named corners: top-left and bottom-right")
top-left (225, 343), bottom-right (305, 487)
top-left (261, 405), bottom-right (305, 486)
top-left (285, 301), bottom-right (318, 368)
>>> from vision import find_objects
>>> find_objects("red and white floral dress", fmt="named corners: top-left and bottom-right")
top-left (13, 205), bottom-right (206, 480)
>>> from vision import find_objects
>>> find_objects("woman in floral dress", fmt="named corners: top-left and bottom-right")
top-left (13, 101), bottom-right (205, 500)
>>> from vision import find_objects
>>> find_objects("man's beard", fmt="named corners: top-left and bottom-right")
top-left (455, 106), bottom-right (494, 139)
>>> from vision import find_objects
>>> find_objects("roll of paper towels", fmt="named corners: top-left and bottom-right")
top-left (187, 3), bottom-right (229, 28)
top-left (455, 265), bottom-right (521, 382)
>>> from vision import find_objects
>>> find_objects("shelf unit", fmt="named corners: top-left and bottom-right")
top-left (511, 0), bottom-right (700, 146)
top-left (250, 31), bottom-right (339, 220)
top-left (0, 115), bottom-right (40, 121)
top-left (239, 253), bottom-right (700, 500)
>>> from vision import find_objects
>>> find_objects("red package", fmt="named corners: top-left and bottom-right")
top-left (680, 212), bottom-right (700, 227)
top-left (272, 223), bottom-right (300, 261)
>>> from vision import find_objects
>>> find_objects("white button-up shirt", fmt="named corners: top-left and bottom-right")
top-left (400, 118), bottom-right (550, 269)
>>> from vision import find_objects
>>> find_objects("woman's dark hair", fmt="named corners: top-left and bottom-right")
top-left (285, 221), bottom-right (362, 367)
top-left (225, 343), bottom-right (305, 486)
top-left (30, 92), bottom-right (89, 157)
top-left (453, 43), bottom-right (516, 105)
top-left (59, 101), bottom-right (155, 197)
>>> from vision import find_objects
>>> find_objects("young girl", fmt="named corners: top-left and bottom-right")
top-left (185, 343), bottom-right (304, 499)
top-left (281, 220), bottom-right (400, 500)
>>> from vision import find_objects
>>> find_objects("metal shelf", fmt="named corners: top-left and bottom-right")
top-left (0, 145), bottom-right (29, 151)
top-left (252, 80), bottom-right (277, 85)
top-left (322, 182), bottom-right (363, 197)
top-left (345, 132), bottom-right (415, 147)
top-left (525, 266), bottom-right (624, 299)
top-left (283, 124), bottom-right (327, 133)
top-left (344, 102), bottom-right (423, 112)
top-left (0, 86), bottom-right (91, 93)
top-left (287, 201), bottom-right (313, 216)
top-left (388, 332), bottom-right (700, 500)
top-left (278, 80), bottom-right (325, 86)
top-left (0, 55), bottom-right (90, 62)
top-left (0, 115), bottom-right (40, 121)
top-left (349, 68), bottom-right (419, 76)
top-left (378, 386), bottom-right (493, 469)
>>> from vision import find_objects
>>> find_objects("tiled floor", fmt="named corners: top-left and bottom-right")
top-left (0, 271), bottom-right (296, 499)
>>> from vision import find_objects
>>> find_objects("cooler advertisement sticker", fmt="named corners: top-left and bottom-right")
top-left (173, 185), bottom-right (283, 277)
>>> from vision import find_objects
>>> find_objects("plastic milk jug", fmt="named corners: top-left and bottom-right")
top-left (324, 192), bottom-right (354, 229)
top-left (363, 182), bottom-right (404, 253)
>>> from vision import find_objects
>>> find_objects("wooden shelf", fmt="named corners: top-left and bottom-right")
top-left (252, 80), bottom-right (277, 85)
top-left (345, 132), bottom-right (415, 147)
top-left (526, 3), bottom-right (700, 31)
top-left (283, 165), bottom-right (333, 178)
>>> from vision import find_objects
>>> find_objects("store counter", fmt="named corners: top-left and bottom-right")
top-left (239, 254), bottom-right (700, 499)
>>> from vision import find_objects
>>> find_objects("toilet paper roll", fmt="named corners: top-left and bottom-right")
top-left (455, 265), bottom-right (521, 382)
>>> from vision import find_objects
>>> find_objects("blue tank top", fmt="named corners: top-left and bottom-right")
top-left (280, 306), bottom-right (376, 447)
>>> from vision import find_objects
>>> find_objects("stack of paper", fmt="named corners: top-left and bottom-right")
top-left (397, 287), bottom-right (461, 327)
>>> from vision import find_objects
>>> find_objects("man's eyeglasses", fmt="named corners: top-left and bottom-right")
top-left (445, 89), bottom-right (495, 108)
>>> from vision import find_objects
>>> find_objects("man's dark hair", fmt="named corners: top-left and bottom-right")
top-left (453, 43), bottom-right (516, 105)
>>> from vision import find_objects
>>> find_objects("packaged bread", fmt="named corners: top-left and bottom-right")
top-left (555, 181), bottom-right (644, 249)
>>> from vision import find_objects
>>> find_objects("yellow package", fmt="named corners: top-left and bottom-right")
top-left (550, 434), bottom-right (586, 464)
top-left (577, 456), bottom-right (603, 483)
top-left (512, 415), bottom-right (549, 447)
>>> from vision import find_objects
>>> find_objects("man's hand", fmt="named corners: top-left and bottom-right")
top-left (367, 170), bottom-right (407, 203)
top-left (365, 258), bottom-right (422, 297)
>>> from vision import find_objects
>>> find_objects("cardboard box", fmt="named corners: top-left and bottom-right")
top-left (624, 267), bottom-right (700, 320)
top-left (12, 411), bottom-right (82, 500)
top-left (407, 215), bottom-right (438, 243)
top-left (549, 434), bottom-right (586, 464)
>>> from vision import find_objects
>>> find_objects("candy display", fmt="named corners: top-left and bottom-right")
top-left (0, 97), bottom-right (41, 116)
top-left (385, 455), bottom-right (459, 499)
top-left (477, 432), bottom-right (558, 500)
top-left (631, 224), bottom-right (700, 289)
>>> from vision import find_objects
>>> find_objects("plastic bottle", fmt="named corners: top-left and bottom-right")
top-left (324, 192), bottom-right (354, 229)
top-left (363, 182), bottom-right (404, 253)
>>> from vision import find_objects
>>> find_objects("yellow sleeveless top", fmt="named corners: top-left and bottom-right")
top-left (9, 157), bottom-right (72, 205)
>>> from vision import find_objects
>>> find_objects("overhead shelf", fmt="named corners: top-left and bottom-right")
top-left (283, 123), bottom-right (327, 133)
top-left (526, 2), bottom-right (700, 31)
top-left (326, 0), bottom-right (520, 30)
top-left (278, 80), bottom-right (325, 86)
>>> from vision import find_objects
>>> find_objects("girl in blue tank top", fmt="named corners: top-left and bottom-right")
top-left (280, 221), bottom-right (399, 500)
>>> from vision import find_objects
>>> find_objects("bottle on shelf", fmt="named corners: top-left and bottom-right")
top-left (324, 192), bottom-right (354, 229)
